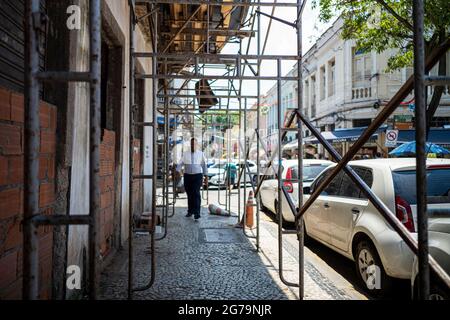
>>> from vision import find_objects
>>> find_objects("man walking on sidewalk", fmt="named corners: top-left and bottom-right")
top-left (176, 138), bottom-right (208, 220)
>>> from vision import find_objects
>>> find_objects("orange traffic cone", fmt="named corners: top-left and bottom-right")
top-left (245, 191), bottom-right (255, 228)
top-left (235, 191), bottom-right (255, 229)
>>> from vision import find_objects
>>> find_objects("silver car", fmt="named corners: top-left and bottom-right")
top-left (260, 159), bottom-right (333, 223)
top-left (411, 210), bottom-right (450, 300)
top-left (303, 158), bottom-right (450, 297)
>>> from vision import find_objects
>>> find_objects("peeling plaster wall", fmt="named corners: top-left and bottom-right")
top-left (66, 0), bottom-right (153, 297)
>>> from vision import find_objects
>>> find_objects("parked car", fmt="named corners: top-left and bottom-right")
top-left (301, 158), bottom-right (450, 297)
top-left (260, 159), bottom-right (333, 222)
top-left (411, 215), bottom-right (450, 300)
top-left (208, 160), bottom-right (257, 187)
top-left (205, 160), bottom-right (228, 179)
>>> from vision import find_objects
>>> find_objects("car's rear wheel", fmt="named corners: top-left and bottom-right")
top-left (355, 240), bottom-right (392, 298)
top-left (429, 284), bottom-right (449, 300)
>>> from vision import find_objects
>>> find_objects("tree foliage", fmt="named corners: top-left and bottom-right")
top-left (312, 0), bottom-right (450, 71)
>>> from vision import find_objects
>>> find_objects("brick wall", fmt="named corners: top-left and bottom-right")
top-left (99, 129), bottom-right (116, 257)
top-left (0, 86), bottom-right (56, 299)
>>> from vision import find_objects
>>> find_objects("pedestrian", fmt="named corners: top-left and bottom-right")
top-left (224, 162), bottom-right (237, 188)
top-left (176, 138), bottom-right (208, 220)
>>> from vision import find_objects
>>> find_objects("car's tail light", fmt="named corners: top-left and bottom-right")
top-left (395, 195), bottom-right (415, 232)
top-left (284, 167), bottom-right (294, 193)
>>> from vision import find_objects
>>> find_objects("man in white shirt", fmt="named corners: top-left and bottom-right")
top-left (176, 138), bottom-right (208, 220)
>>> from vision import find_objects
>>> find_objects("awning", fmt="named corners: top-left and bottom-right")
top-left (396, 129), bottom-right (450, 146)
top-left (304, 126), bottom-right (387, 144)
top-left (157, 116), bottom-right (178, 126)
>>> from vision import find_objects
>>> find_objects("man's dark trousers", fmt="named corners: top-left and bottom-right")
top-left (184, 173), bottom-right (203, 217)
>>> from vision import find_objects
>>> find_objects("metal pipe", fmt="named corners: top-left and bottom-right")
top-left (277, 58), bottom-right (299, 288)
top-left (413, 0), bottom-right (430, 300)
top-left (134, 53), bottom-right (300, 60)
top-left (32, 215), bottom-right (92, 226)
top-left (138, 0), bottom-right (300, 7)
top-left (296, 0), bottom-right (304, 300)
top-left (256, 5), bottom-right (261, 251)
top-left (36, 71), bottom-right (91, 82)
top-left (156, 62), bottom-right (170, 241)
top-left (88, 0), bottom-right (102, 300)
top-left (128, 1), bottom-right (136, 299)
top-left (23, 0), bottom-right (41, 300)
top-left (139, 74), bottom-right (300, 81)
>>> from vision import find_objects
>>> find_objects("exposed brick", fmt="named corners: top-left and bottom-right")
top-left (100, 144), bottom-right (114, 164)
top-left (39, 102), bottom-right (51, 129)
top-left (4, 220), bottom-right (22, 252)
top-left (102, 129), bottom-right (116, 146)
top-left (105, 206), bottom-right (114, 224)
top-left (0, 87), bottom-right (11, 121)
top-left (100, 160), bottom-right (114, 176)
top-left (2, 278), bottom-right (22, 300)
top-left (100, 190), bottom-right (113, 210)
top-left (100, 175), bottom-right (114, 192)
top-left (41, 102), bottom-right (57, 132)
top-left (40, 131), bottom-right (55, 154)
top-left (47, 156), bottom-right (55, 179)
top-left (7, 156), bottom-right (23, 185)
top-left (0, 124), bottom-right (22, 155)
top-left (38, 233), bottom-right (53, 262)
top-left (10, 92), bottom-right (24, 123)
top-left (0, 251), bottom-right (18, 289)
top-left (16, 249), bottom-right (22, 278)
top-left (39, 156), bottom-right (48, 180)
top-left (0, 188), bottom-right (21, 220)
top-left (39, 183), bottom-right (55, 208)
top-left (0, 156), bottom-right (7, 185)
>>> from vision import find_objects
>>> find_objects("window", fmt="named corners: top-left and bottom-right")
top-left (311, 75), bottom-right (316, 117)
top-left (328, 59), bottom-right (336, 97)
top-left (352, 48), bottom-right (372, 88)
top-left (304, 80), bottom-right (309, 116)
top-left (393, 168), bottom-right (450, 206)
top-left (339, 168), bottom-right (373, 199)
top-left (313, 169), bottom-right (343, 196)
top-left (320, 66), bottom-right (326, 100)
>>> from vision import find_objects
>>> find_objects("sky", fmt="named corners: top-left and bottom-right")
top-left (218, 1), bottom-right (332, 101)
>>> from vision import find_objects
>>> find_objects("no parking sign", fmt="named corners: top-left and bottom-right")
top-left (385, 130), bottom-right (399, 148)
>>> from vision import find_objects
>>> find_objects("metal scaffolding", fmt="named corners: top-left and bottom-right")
top-left (22, 0), bottom-right (450, 300)
top-left (23, 0), bottom-right (102, 299)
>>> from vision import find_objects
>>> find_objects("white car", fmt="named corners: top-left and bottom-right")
top-left (411, 217), bottom-right (450, 300)
top-left (259, 159), bottom-right (333, 223)
top-left (205, 160), bottom-right (228, 178)
top-left (209, 160), bottom-right (257, 187)
top-left (302, 158), bottom-right (450, 296)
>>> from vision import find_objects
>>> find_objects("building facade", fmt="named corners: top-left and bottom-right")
top-left (261, 17), bottom-right (450, 157)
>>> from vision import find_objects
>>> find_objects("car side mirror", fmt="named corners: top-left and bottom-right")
top-left (303, 186), bottom-right (311, 195)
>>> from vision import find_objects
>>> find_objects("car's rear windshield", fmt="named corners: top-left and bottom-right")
top-left (291, 164), bottom-right (330, 181)
top-left (392, 168), bottom-right (450, 205)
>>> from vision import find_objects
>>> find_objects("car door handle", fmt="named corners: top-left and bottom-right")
top-left (324, 203), bottom-right (330, 209)
top-left (351, 208), bottom-right (360, 214)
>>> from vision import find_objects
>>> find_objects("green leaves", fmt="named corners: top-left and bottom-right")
top-left (313, 0), bottom-right (449, 71)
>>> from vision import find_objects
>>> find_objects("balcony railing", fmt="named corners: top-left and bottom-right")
top-left (352, 86), bottom-right (372, 100)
